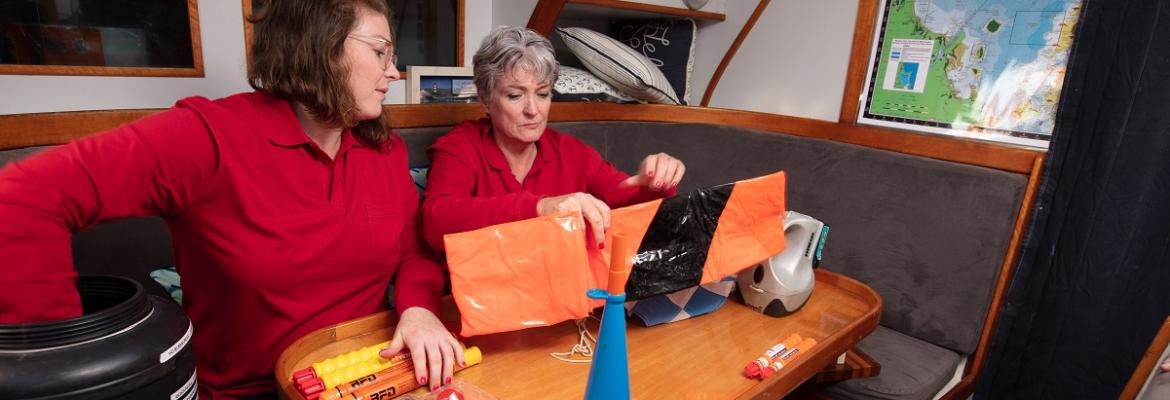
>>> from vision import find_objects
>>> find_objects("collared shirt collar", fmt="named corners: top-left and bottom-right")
top-left (264, 95), bottom-right (313, 148)
top-left (479, 118), bottom-right (559, 172)
top-left (261, 93), bottom-right (366, 153)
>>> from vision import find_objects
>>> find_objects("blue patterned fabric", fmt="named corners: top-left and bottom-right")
top-left (149, 266), bottom-right (182, 304)
top-left (409, 167), bottom-right (428, 194)
top-left (624, 276), bottom-right (736, 326)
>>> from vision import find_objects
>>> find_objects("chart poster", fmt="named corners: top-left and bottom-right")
top-left (858, 0), bottom-right (1084, 148)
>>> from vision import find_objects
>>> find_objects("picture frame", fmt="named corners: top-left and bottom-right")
top-left (406, 66), bottom-right (477, 104)
top-left (855, 0), bottom-right (1084, 148)
top-left (0, 0), bottom-right (203, 77)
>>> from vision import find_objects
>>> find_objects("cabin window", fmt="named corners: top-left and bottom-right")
top-left (244, 0), bottom-right (464, 74)
top-left (0, 0), bottom-right (202, 77)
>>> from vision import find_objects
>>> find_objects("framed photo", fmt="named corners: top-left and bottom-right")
top-left (407, 66), bottom-right (477, 104)
top-left (856, 0), bottom-right (1084, 148)
top-left (0, 0), bottom-right (202, 77)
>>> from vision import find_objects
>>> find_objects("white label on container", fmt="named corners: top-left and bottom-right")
top-left (171, 370), bottom-right (198, 400)
top-left (160, 322), bottom-right (194, 364)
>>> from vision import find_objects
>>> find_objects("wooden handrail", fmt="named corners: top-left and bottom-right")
top-left (0, 103), bottom-right (1041, 175)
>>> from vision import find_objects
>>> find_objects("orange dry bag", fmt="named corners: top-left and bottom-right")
top-left (444, 171), bottom-right (787, 336)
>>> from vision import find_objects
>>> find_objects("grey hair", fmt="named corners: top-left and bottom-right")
top-left (473, 26), bottom-right (559, 96)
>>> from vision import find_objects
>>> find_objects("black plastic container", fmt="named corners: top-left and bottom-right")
top-left (0, 275), bottom-right (196, 399)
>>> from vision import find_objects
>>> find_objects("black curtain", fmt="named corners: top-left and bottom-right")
top-left (977, 0), bottom-right (1170, 398)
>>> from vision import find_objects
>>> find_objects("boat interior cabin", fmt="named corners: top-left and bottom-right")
top-left (1, 1), bottom-right (1168, 399)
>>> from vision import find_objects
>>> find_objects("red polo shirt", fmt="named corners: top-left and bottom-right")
top-left (0, 92), bottom-right (445, 399)
top-left (421, 118), bottom-right (673, 252)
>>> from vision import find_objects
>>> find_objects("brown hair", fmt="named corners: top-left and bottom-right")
top-left (248, 0), bottom-right (393, 146)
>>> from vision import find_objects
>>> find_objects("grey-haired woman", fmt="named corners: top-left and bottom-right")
top-left (420, 26), bottom-right (686, 252)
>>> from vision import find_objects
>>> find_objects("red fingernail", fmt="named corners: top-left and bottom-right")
top-left (420, 376), bottom-right (427, 385)
top-left (460, 361), bottom-right (467, 367)
top-left (599, 242), bottom-right (605, 250)
top-left (445, 377), bottom-right (452, 385)
top-left (647, 171), bottom-right (654, 176)
top-left (431, 384), bottom-right (439, 391)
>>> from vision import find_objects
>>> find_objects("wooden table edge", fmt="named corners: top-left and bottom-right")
top-left (275, 269), bottom-right (883, 400)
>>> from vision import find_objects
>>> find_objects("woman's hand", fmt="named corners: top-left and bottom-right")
top-left (1161, 357), bottom-right (1170, 373)
top-left (537, 192), bottom-right (610, 248)
top-left (379, 307), bottom-right (465, 391)
top-left (620, 153), bottom-right (685, 191)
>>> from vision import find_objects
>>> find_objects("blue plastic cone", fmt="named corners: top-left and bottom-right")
top-left (584, 288), bottom-right (630, 400)
top-left (584, 233), bottom-right (635, 400)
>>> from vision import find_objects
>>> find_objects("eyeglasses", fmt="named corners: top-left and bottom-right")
top-left (347, 34), bottom-right (398, 70)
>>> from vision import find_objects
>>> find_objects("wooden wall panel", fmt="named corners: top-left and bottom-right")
top-left (838, 0), bottom-right (879, 123)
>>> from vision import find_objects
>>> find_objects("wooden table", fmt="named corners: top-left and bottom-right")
top-left (277, 269), bottom-right (881, 399)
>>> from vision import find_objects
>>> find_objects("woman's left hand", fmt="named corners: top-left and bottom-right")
top-left (620, 152), bottom-right (685, 191)
top-left (379, 307), bottom-right (466, 391)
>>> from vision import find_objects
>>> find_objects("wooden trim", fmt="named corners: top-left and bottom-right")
top-left (568, 0), bottom-right (725, 21)
top-left (0, 103), bottom-right (1042, 175)
top-left (385, 103), bottom-right (1041, 174)
top-left (977, 154), bottom-right (1045, 370)
top-left (0, 65), bottom-right (203, 78)
top-left (543, 103), bottom-right (1041, 173)
top-left (243, 0), bottom-right (257, 72)
top-left (701, 0), bottom-right (770, 107)
top-left (0, 0), bottom-right (204, 78)
top-left (0, 109), bottom-right (163, 150)
top-left (934, 153), bottom-right (1045, 400)
top-left (1122, 316), bottom-right (1170, 399)
top-left (838, 0), bottom-right (879, 124)
top-left (811, 348), bottom-right (881, 383)
top-left (456, 0), bottom-right (466, 67)
top-left (385, 104), bottom-right (487, 129)
top-left (527, 0), bottom-right (569, 36)
top-left (188, 0), bottom-right (205, 77)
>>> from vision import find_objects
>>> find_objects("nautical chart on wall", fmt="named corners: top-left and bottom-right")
top-left (858, 0), bottom-right (1084, 148)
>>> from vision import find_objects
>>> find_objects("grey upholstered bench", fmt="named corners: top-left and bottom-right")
top-left (405, 120), bottom-right (1027, 399)
top-left (0, 103), bottom-right (1041, 399)
top-left (537, 121), bottom-right (1026, 400)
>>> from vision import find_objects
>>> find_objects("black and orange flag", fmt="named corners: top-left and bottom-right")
top-left (445, 171), bottom-right (787, 336)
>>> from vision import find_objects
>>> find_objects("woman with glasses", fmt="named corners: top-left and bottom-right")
top-left (420, 26), bottom-right (686, 253)
top-left (0, 0), bottom-right (461, 398)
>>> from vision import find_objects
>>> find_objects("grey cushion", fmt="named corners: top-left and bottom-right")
top-left (1138, 357), bottom-right (1170, 400)
top-left (824, 326), bottom-right (962, 400)
top-left (0, 145), bottom-right (52, 167)
top-left (1140, 371), bottom-right (1170, 400)
top-left (4, 121), bottom-right (1028, 362)
top-left (548, 121), bottom-right (1027, 355)
top-left (397, 126), bottom-right (449, 168)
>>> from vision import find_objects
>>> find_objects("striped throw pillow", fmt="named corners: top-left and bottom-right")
top-left (555, 26), bottom-right (680, 105)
